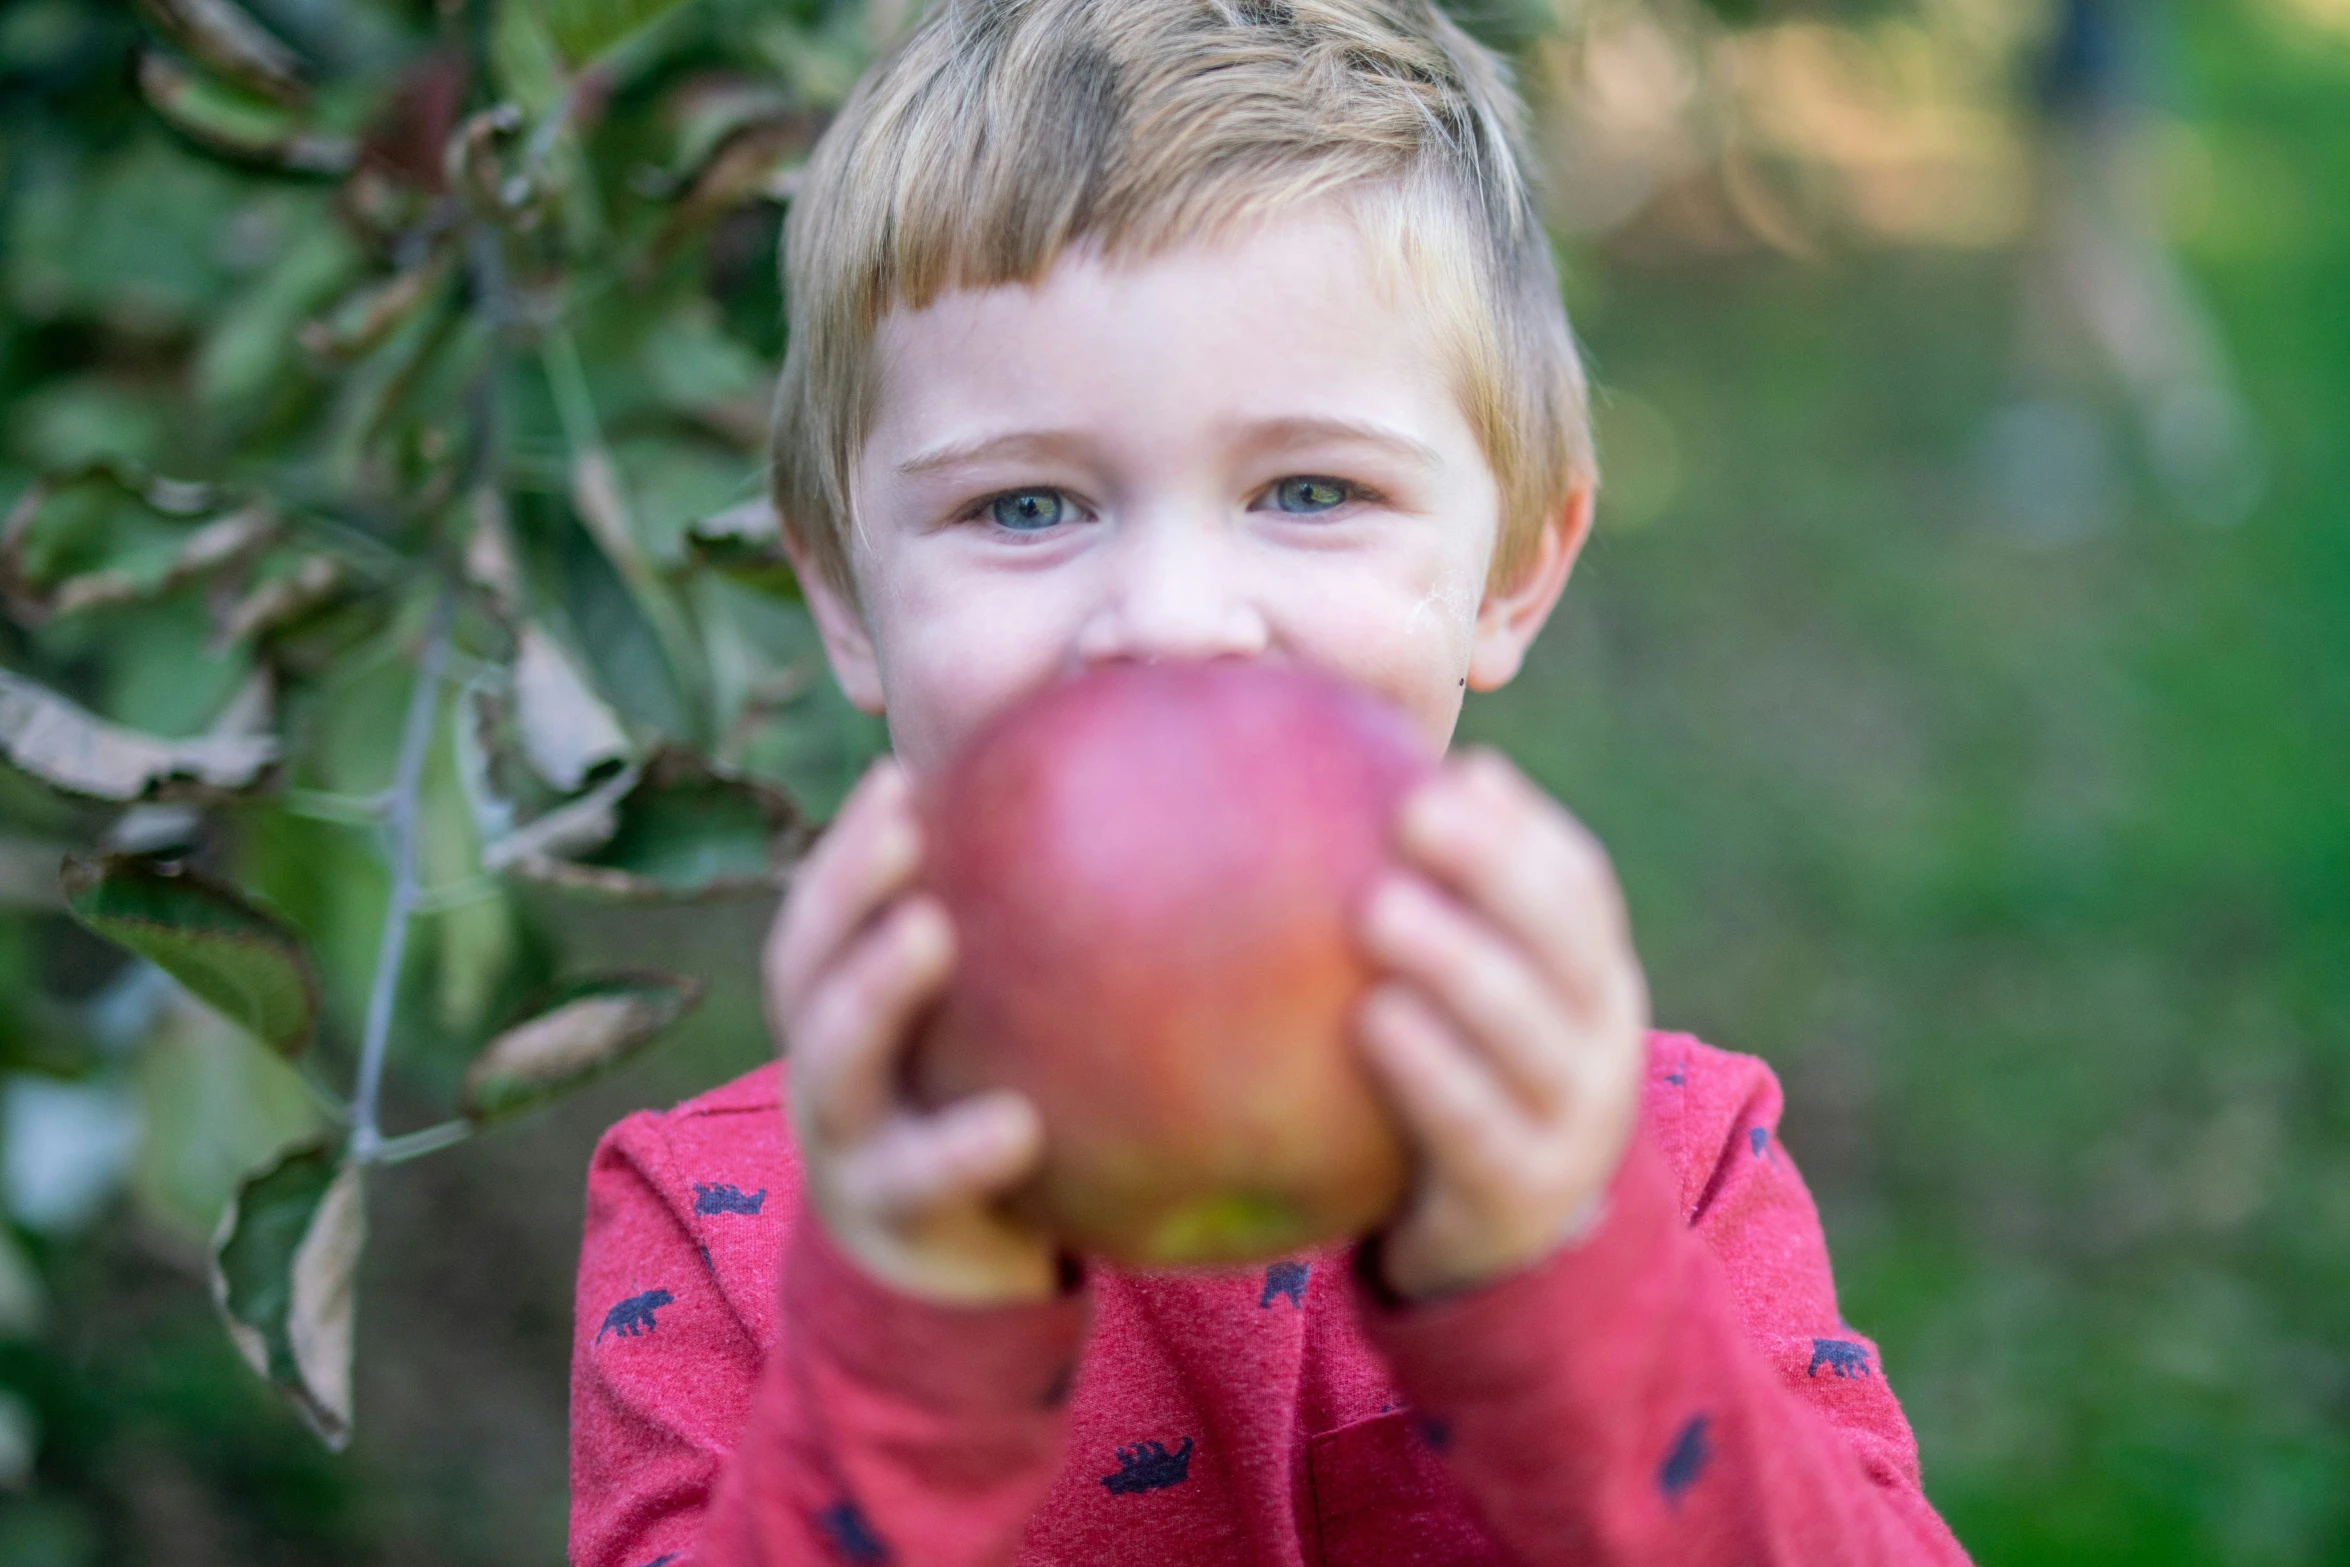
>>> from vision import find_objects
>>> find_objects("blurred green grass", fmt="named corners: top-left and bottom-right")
top-left (1460, 10), bottom-right (2350, 1558)
top-left (2, 2), bottom-right (2345, 1563)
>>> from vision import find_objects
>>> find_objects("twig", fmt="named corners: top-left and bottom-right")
top-left (350, 589), bottom-right (453, 1165)
top-left (371, 1119), bottom-right (474, 1167)
top-left (280, 788), bottom-right (389, 826)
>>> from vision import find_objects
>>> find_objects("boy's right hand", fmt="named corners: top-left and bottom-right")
top-left (763, 760), bottom-right (1064, 1307)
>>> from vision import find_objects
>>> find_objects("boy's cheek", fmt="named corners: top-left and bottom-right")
top-left (868, 595), bottom-right (1082, 780)
top-left (1259, 556), bottom-right (1475, 751)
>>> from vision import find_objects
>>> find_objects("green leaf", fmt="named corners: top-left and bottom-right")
top-left (4, 136), bottom-right (247, 332)
top-left (480, 757), bottom-right (637, 872)
top-left (0, 670), bottom-right (277, 800)
top-left (214, 554), bottom-right (349, 648)
top-left (137, 52), bottom-right (355, 175)
top-left (0, 837), bottom-right (71, 911)
top-left (6, 377), bottom-right (174, 471)
top-left (642, 306), bottom-right (771, 420)
top-left (297, 255), bottom-right (452, 363)
top-left (489, 0), bottom-right (566, 118)
top-left (506, 751), bottom-right (803, 898)
top-left (462, 971), bottom-right (704, 1120)
top-left (660, 76), bottom-right (798, 186)
top-left (197, 210), bottom-right (360, 406)
top-left (686, 500), bottom-right (801, 600)
top-left (63, 856), bottom-right (320, 1056)
top-left (135, 0), bottom-right (308, 105)
top-left (129, 992), bottom-right (335, 1249)
top-left (532, 0), bottom-right (698, 68)
top-left (613, 435), bottom-right (760, 563)
top-left (1, 465), bottom-right (273, 626)
top-left (564, 442), bottom-right (714, 733)
top-left (211, 1143), bottom-right (364, 1449)
top-left (524, 481), bottom-right (697, 742)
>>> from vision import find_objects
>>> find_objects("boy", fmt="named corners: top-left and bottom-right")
top-left (572, 0), bottom-right (1972, 1561)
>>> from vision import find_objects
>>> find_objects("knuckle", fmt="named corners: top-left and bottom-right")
top-left (1550, 820), bottom-right (1611, 887)
top-left (844, 933), bottom-right (912, 1017)
top-left (1465, 943), bottom-right (1528, 1015)
top-left (805, 969), bottom-right (869, 1051)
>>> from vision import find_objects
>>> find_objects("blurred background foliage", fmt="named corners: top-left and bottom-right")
top-left (0, 0), bottom-right (2341, 1562)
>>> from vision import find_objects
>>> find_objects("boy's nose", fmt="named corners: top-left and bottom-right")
top-left (1073, 517), bottom-right (1270, 667)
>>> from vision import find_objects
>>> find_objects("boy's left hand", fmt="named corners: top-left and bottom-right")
top-left (1356, 748), bottom-right (1649, 1302)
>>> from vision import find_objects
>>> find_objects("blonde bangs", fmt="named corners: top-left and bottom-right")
top-left (771, 0), bottom-right (1594, 599)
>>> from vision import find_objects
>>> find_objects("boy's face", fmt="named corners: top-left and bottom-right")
top-left (793, 207), bottom-right (1588, 779)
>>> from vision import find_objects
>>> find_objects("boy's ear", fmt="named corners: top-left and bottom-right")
top-left (780, 518), bottom-right (888, 715)
top-left (1466, 485), bottom-right (1593, 693)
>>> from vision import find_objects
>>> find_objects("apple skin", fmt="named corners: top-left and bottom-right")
top-left (911, 659), bottom-right (1435, 1268)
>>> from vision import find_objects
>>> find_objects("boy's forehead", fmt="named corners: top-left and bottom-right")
top-left (866, 208), bottom-right (1439, 418)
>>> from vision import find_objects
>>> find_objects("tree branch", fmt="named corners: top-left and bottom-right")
top-left (350, 589), bottom-right (453, 1165)
top-left (371, 1119), bottom-right (474, 1167)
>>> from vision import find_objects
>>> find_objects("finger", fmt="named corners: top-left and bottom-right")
top-left (794, 896), bottom-right (954, 1148)
top-left (839, 1091), bottom-right (1044, 1223)
top-left (766, 760), bottom-right (919, 1016)
top-left (1356, 982), bottom-right (1534, 1188)
top-left (1361, 872), bottom-right (1572, 1116)
top-left (1398, 751), bottom-right (1634, 1019)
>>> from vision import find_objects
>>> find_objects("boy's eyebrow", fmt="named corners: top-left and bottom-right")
top-left (1230, 416), bottom-right (1446, 471)
top-left (896, 429), bottom-right (1092, 478)
top-left (894, 417), bottom-right (1446, 478)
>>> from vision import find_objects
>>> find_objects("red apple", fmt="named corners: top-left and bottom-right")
top-left (911, 659), bottom-right (1434, 1267)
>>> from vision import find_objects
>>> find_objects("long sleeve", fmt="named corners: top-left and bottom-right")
top-left (1353, 1034), bottom-right (1970, 1566)
top-left (569, 1073), bottom-right (1087, 1567)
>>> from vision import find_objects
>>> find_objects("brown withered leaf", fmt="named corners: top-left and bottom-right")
top-left (136, 0), bottom-right (307, 105)
top-left (213, 557), bottom-right (345, 648)
top-left (462, 973), bottom-right (705, 1120)
top-left (496, 751), bottom-right (805, 900)
top-left (137, 52), bottom-right (354, 175)
top-left (0, 671), bottom-right (278, 801)
top-left (212, 1145), bottom-right (364, 1449)
top-left (512, 625), bottom-right (632, 794)
top-left (43, 506), bottom-right (275, 620)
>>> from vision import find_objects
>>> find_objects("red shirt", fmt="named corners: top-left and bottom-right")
top-left (570, 1032), bottom-right (1970, 1565)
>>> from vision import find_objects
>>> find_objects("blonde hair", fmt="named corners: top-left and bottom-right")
top-left (770, 0), bottom-right (1594, 601)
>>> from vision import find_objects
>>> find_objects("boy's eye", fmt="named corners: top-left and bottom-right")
top-left (1268, 476), bottom-right (1352, 514)
top-left (987, 489), bottom-right (1067, 531)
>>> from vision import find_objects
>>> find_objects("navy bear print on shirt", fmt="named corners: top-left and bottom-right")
top-left (598, 1288), bottom-right (674, 1343)
top-left (814, 1497), bottom-right (890, 1563)
top-left (694, 1182), bottom-right (766, 1216)
top-left (1809, 1339), bottom-right (1872, 1378)
top-left (1749, 1126), bottom-right (1769, 1159)
top-left (1658, 1415), bottom-right (1712, 1508)
top-left (1102, 1437), bottom-right (1194, 1494)
top-left (1259, 1259), bottom-right (1309, 1308)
